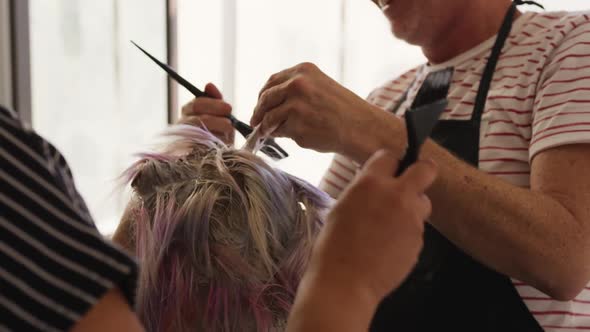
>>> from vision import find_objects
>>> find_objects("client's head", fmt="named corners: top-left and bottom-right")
top-left (123, 125), bottom-right (330, 332)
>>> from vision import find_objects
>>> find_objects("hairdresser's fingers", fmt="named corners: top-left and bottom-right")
top-left (259, 62), bottom-right (318, 98)
top-left (398, 159), bottom-right (438, 195)
top-left (251, 81), bottom-right (290, 127)
top-left (179, 114), bottom-right (231, 133)
top-left (178, 115), bottom-right (233, 139)
top-left (258, 102), bottom-right (291, 138)
top-left (253, 63), bottom-right (317, 126)
top-left (204, 82), bottom-right (223, 99)
top-left (361, 150), bottom-right (401, 177)
top-left (396, 192), bottom-right (432, 227)
top-left (177, 114), bottom-right (203, 127)
top-left (182, 98), bottom-right (232, 117)
top-left (415, 194), bottom-right (433, 222)
top-left (181, 99), bottom-right (194, 116)
top-left (257, 66), bottom-right (299, 99)
top-left (198, 115), bottom-right (233, 134)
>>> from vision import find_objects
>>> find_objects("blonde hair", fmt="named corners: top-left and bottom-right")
top-left (123, 125), bottom-right (330, 331)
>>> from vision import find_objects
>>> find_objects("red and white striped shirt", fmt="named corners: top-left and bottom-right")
top-left (321, 11), bottom-right (590, 331)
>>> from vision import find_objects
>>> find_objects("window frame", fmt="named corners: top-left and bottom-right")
top-left (5, 0), bottom-right (32, 122)
top-left (167, 0), bottom-right (178, 124)
top-left (0, 0), bottom-right (12, 110)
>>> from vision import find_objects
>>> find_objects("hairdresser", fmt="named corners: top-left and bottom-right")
top-left (182, 0), bottom-right (590, 331)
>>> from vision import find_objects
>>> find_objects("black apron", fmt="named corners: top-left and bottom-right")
top-left (370, 1), bottom-right (544, 331)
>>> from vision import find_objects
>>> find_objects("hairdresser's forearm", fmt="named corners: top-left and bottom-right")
top-left (343, 116), bottom-right (590, 300)
top-left (421, 141), bottom-right (589, 299)
top-left (287, 271), bottom-right (378, 332)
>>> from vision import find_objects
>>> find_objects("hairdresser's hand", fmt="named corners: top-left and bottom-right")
top-left (251, 63), bottom-right (406, 163)
top-left (179, 83), bottom-right (235, 145)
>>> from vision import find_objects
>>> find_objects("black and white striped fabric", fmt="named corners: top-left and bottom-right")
top-left (0, 106), bottom-right (137, 331)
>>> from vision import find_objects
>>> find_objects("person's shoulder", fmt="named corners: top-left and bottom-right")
top-left (0, 104), bottom-right (18, 119)
top-left (525, 10), bottom-right (589, 26)
top-left (541, 10), bottom-right (590, 25)
top-left (0, 104), bottom-right (45, 153)
top-left (524, 10), bottom-right (590, 41)
top-left (0, 105), bottom-right (23, 130)
top-left (0, 104), bottom-right (92, 219)
top-left (0, 105), bottom-right (36, 138)
top-left (0, 105), bottom-right (33, 148)
top-left (554, 10), bottom-right (590, 43)
top-left (511, 11), bottom-right (590, 71)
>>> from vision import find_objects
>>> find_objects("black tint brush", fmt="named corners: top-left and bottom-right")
top-left (395, 68), bottom-right (453, 176)
top-left (131, 40), bottom-right (288, 160)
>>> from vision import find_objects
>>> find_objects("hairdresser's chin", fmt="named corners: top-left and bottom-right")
top-left (373, 0), bottom-right (474, 52)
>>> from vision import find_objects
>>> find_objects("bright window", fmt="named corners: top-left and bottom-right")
top-left (29, 0), bottom-right (168, 235)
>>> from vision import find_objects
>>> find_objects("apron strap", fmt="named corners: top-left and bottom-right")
top-left (471, 0), bottom-right (544, 125)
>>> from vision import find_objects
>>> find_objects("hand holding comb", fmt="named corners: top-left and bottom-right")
top-left (131, 41), bottom-right (288, 160)
top-left (395, 68), bottom-right (453, 176)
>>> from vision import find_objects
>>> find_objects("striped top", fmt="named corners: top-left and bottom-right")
top-left (0, 106), bottom-right (137, 331)
top-left (321, 11), bottom-right (590, 332)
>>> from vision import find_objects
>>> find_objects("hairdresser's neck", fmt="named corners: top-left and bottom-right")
top-left (422, 0), bottom-right (517, 64)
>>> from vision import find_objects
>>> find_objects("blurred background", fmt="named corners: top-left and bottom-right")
top-left (0, 0), bottom-right (587, 235)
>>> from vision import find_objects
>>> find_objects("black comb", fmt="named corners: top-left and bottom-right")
top-left (131, 41), bottom-right (289, 160)
top-left (396, 68), bottom-right (453, 176)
